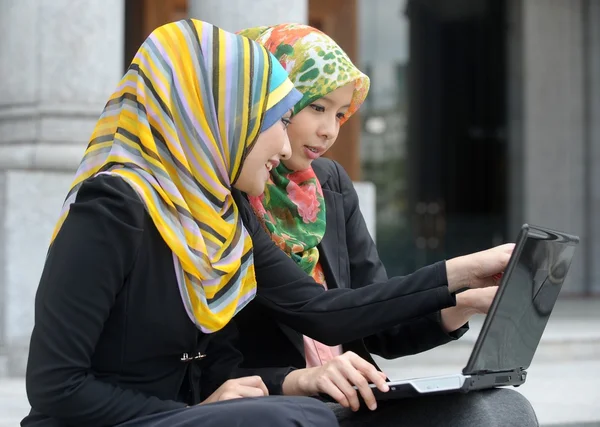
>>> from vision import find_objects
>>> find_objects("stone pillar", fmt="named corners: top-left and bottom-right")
top-left (188, 0), bottom-right (308, 33)
top-left (586, 0), bottom-right (600, 294)
top-left (354, 182), bottom-right (377, 243)
top-left (0, 0), bottom-right (124, 376)
top-left (508, 0), bottom-right (588, 293)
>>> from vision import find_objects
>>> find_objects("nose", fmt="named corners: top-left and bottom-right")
top-left (279, 130), bottom-right (292, 160)
top-left (317, 116), bottom-right (339, 141)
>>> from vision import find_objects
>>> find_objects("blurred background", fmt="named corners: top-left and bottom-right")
top-left (1, 0), bottom-right (599, 425)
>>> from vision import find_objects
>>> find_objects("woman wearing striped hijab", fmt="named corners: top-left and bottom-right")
top-left (23, 19), bottom-right (513, 427)
top-left (22, 19), bottom-right (333, 427)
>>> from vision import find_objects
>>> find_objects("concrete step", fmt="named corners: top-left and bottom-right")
top-left (548, 423), bottom-right (600, 427)
top-left (0, 355), bottom-right (7, 378)
top-left (391, 315), bottom-right (600, 367)
top-left (371, 299), bottom-right (600, 426)
top-left (0, 378), bottom-right (27, 427)
top-left (375, 357), bottom-right (600, 427)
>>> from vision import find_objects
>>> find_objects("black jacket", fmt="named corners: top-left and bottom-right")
top-left (235, 158), bottom-right (468, 371)
top-left (23, 173), bottom-right (457, 427)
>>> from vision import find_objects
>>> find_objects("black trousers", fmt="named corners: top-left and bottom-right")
top-left (329, 388), bottom-right (539, 427)
top-left (116, 396), bottom-right (338, 427)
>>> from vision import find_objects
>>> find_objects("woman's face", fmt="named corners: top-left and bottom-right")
top-left (283, 83), bottom-right (355, 171)
top-left (233, 111), bottom-right (293, 196)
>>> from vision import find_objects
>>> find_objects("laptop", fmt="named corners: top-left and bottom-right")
top-left (367, 224), bottom-right (579, 400)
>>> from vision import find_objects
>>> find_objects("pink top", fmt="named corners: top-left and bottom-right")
top-left (303, 263), bottom-right (343, 368)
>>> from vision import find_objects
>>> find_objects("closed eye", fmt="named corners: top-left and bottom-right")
top-left (281, 117), bottom-right (292, 128)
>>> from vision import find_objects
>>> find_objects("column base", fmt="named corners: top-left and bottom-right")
top-left (0, 169), bottom-right (74, 378)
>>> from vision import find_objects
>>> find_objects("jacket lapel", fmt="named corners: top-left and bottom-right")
top-left (318, 189), bottom-right (343, 289)
top-left (314, 161), bottom-right (347, 289)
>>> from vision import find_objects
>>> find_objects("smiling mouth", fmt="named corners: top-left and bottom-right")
top-left (265, 160), bottom-right (279, 171)
top-left (306, 146), bottom-right (320, 153)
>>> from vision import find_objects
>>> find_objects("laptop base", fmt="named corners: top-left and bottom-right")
top-left (371, 368), bottom-right (526, 401)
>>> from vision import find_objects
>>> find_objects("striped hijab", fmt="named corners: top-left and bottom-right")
top-left (52, 19), bottom-right (301, 333)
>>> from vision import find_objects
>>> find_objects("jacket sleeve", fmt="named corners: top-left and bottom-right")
top-left (200, 321), bottom-right (295, 397)
top-left (333, 160), bottom-right (469, 358)
top-left (233, 192), bottom-right (458, 347)
top-left (25, 176), bottom-right (186, 427)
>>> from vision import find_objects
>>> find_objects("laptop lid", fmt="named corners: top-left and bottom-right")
top-left (463, 224), bottom-right (579, 375)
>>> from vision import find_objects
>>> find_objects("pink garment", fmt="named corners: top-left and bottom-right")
top-left (303, 336), bottom-right (343, 368)
top-left (303, 263), bottom-right (343, 368)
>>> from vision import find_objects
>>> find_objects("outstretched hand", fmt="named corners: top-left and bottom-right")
top-left (446, 243), bottom-right (514, 292)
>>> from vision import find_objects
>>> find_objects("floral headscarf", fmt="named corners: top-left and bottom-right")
top-left (239, 24), bottom-right (369, 125)
top-left (240, 24), bottom-right (370, 283)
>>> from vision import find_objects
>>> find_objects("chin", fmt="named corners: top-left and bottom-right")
top-left (245, 187), bottom-right (263, 197)
top-left (246, 180), bottom-right (267, 197)
top-left (284, 158), bottom-right (313, 172)
top-left (300, 160), bottom-right (314, 171)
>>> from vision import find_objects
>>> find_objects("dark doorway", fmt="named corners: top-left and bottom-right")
top-left (406, 0), bottom-right (507, 268)
top-left (369, 0), bottom-right (508, 275)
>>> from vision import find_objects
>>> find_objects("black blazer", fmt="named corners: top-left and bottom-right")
top-left (235, 158), bottom-right (468, 371)
top-left (23, 173), bottom-right (458, 427)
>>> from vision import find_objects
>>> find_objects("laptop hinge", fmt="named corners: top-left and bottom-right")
top-left (467, 367), bottom-right (525, 376)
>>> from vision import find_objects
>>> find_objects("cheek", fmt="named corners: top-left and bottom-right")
top-left (261, 124), bottom-right (286, 159)
top-left (288, 120), bottom-right (312, 147)
top-left (244, 147), bottom-right (265, 176)
top-left (270, 126), bottom-right (286, 155)
top-left (253, 126), bottom-right (282, 160)
top-left (246, 153), bottom-right (260, 173)
top-left (287, 127), bottom-right (304, 149)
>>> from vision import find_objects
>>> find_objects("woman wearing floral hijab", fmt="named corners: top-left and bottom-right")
top-left (237, 23), bottom-right (539, 427)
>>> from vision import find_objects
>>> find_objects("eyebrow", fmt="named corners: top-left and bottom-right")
top-left (320, 95), bottom-right (351, 109)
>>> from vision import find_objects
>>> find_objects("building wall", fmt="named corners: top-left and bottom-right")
top-left (586, 0), bottom-right (600, 293)
top-left (0, 0), bottom-right (597, 379)
top-left (0, 0), bottom-right (125, 376)
top-left (507, 0), bottom-right (600, 294)
top-left (187, 0), bottom-right (307, 33)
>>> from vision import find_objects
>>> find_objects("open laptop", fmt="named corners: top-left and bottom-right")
top-left (367, 224), bottom-right (579, 400)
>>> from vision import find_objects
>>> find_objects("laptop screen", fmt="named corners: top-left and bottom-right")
top-left (464, 225), bottom-right (578, 374)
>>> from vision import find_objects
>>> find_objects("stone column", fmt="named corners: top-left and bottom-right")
top-left (188, 0), bottom-right (308, 33)
top-left (508, 0), bottom-right (587, 293)
top-left (0, 0), bottom-right (124, 376)
top-left (585, 0), bottom-right (600, 294)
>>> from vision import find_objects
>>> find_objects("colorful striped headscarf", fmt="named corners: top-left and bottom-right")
top-left (240, 24), bottom-right (369, 284)
top-left (52, 19), bottom-right (301, 333)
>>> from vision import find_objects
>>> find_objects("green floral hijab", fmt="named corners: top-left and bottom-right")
top-left (241, 24), bottom-right (370, 282)
top-left (239, 24), bottom-right (369, 124)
